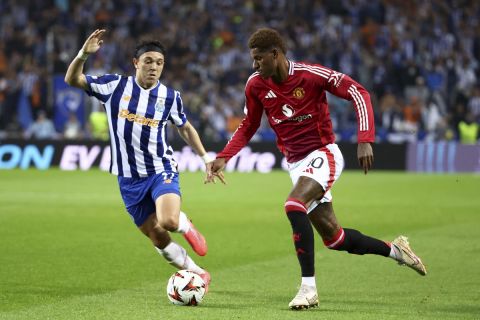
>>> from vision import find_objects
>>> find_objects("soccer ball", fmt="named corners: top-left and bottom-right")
top-left (166, 270), bottom-right (206, 306)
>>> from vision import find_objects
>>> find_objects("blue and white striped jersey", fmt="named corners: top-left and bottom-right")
top-left (85, 74), bottom-right (187, 178)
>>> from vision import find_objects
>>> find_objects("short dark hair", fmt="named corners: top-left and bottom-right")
top-left (248, 28), bottom-right (287, 54)
top-left (134, 40), bottom-right (166, 59)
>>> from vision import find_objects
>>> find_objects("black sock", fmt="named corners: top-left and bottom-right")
top-left (329, 228), bottom-right (390, 256)
top-left (286, 211), bottom-right (315, 277)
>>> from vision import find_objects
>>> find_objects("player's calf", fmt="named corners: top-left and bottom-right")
top-left (285, 198), bottom-right (315, 276)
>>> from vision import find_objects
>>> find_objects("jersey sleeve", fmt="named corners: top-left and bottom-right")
top-left (322, 68), bottom-right (375, 143)
top-left (169, 91), bottom-right (187, 127)
top-left (216, 80), bottom-right (264, 161)
top-left (85, 74), bottom-right (121, 103)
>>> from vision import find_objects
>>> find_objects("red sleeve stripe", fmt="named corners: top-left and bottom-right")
top-left (348, 85), bottom-right (369, 131)
top-left (284, 198), bottom-right (307, 214)
top-left (323, 227), bottom-right (345, 248)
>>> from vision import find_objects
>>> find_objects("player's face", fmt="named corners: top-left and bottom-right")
top-left (250, 48), bottom-right (277, 79)
top-left (133, 51), bottom-right (165, 89)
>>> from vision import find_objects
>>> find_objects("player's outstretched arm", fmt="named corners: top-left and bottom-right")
top-left (176, 121), bottom-right (226, 184)
top-left (65, 29), bottom-right (106, 90)
top-left (357, 142), bottom-right (374, 174)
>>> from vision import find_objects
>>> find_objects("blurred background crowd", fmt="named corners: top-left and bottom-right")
top-left (0, 0), bottom-right (479, 144)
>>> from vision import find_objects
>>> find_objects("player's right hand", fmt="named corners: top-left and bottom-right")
top-left (205, 158), bottom-right (227, 185)
top-left (82, 29), bottom-right (106, 54)
top-left (357, 142), bottom-right (374, 174)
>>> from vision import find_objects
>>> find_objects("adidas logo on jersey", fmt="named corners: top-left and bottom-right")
top-left (265, 90), bottom-right (277, 99)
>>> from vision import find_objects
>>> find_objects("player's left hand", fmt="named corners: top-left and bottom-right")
top-left (357, 142), bottom-right (374, 174)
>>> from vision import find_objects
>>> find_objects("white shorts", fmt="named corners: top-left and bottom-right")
top-left (287, 143), bottom-right (344, 213)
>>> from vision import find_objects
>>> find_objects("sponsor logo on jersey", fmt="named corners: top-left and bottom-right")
top-left (271, 116), bottom-right (282, 124)
top-left (291, 114), bottom-right (312, 122)
top-left (282, 104), bottom-right (295, 117)
top-left (118, 109), bottom-right (160, 127)
top-left (271, 113), bottom-right (312, 124)
top-left (328, 71), bottom-right (345, 87)
top-left (122, 95), bottom-right (131, 102)
top-left (292, 87), bottom-right (305, 99)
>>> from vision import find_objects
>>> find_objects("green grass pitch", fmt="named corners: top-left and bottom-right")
top-left (0, 169), bottom-right (479, 319)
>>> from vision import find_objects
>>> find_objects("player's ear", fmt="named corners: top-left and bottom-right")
top-left (272, 49), bottom-right (278, 58)
top-left (133, 58), bottom-right (138, 69)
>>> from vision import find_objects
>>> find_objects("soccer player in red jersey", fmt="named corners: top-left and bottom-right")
top-left (207, 28), bottom-right (426, 310)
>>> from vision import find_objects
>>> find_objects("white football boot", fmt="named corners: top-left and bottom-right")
top-left (288, 284), bottom-right (319, 310)
top-left (391, 236), bottom-right (427, 276)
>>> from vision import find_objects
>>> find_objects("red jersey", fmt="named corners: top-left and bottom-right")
top-left (217, 60), bottom-right (375, 162)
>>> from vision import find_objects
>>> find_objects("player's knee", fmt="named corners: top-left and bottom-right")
top-left (284, 197), bottom-right (308, 214)
top-left (323, 227), bottom-right (345, 250)
top-left (159, 217), bottom-right (179, 232)
top-left (325, 241), bottom-right (340, 250)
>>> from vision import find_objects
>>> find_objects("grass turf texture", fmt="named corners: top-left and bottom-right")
top-left (0, 169), bottom-right (479, 320)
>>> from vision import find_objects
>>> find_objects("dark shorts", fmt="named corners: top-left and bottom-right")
top-left (117, 172), bottom-right (181, 226)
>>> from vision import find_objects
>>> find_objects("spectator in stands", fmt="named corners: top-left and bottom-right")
top-left (449, 103), bottom-right (468, 140)
top-left (458, 112), bottom-right (479, 145)
top-left (455, 56), bottom-right (477, 104)
top-left (422, 95), bottom-right (447, 142)
top-left (405, 76), bottom-right (429, 105)
top-left (0, 1), bottom-right (479, 143)
top-left (88, 108), bottom-right (108, 141)
top-left (378, 93), bottom-right (403, 142)
top-left (63, 112), bottom-right (83, 139)
top-left (403, 95), bottom-right (424, 140)
top-left (25, 110), bottom-right (57, 140)
top-left (467, 87), bottom-right (480, 123)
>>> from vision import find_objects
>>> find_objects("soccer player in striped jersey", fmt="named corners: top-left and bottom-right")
top-left (207, 28), bottom-right (426, 309)
top-left (65, 29), bottom-right (215, 289)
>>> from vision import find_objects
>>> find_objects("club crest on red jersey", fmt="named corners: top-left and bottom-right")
top-left (292, 87), bottom-right (305, 99)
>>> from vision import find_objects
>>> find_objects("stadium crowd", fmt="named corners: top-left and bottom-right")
top-left (0, 0), bottom-right (479, 144)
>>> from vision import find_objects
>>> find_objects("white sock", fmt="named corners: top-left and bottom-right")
top-left (389, 244), bottom-right (400, 260)
top-left (301, 276), bottom-right (316, 287)
top-left (176, 211), bottom-right (191, 234)
top-left (183, 256), bottom-right (205, 274)
top-left (156, 241), bottom-right (204, 274)
top-left (156, 241), bottom-right (187, 269)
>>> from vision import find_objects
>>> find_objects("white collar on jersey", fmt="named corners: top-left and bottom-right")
top-left (133, 76), bottom-right (160, 91)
